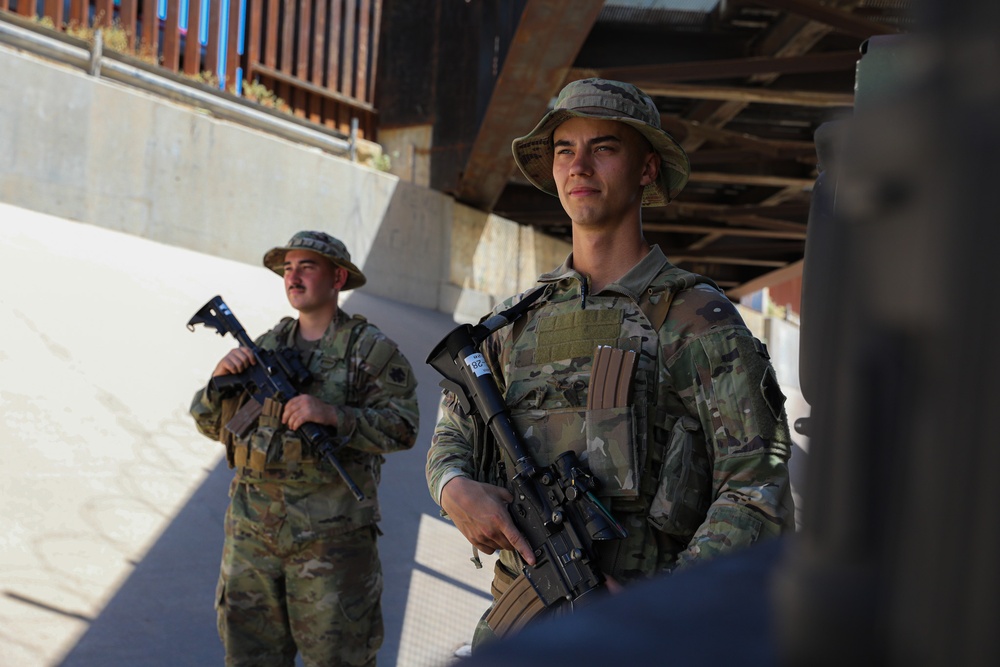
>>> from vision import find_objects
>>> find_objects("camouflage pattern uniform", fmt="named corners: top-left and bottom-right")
top-left (192, 308), bottom-right (418, 667)
top-left (427, 245), bottom-right (794, 636)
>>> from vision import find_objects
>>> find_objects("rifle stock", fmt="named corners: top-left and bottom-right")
top-left (427, 316), bottom-right (626, 612)
top-left (187, 295), bottom-right (364, 500)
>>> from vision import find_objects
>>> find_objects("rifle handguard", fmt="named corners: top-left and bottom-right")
top-left (427, 312), bottom-right (627, 616)
top-left (188, 295), bottom-right (364, 501)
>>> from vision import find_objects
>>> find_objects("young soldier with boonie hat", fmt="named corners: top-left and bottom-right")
top-left (428, 78), bottom-right (796, 651)
top-left (191, 230), bottom-right (418, 666)
top-left (263, 230), bottom-right (367, 290)
top-left (512, 77), bottom-right (691, 206)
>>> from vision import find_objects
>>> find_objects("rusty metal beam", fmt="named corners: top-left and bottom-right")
top-left (662, 117), bottom-right (817, 159)
top-left (251, 63), bottom-right (377, 112)
top-left (727, 258), bottom-right (805, 298)
top-left (454, 0), bottom-right (605, 211)
top-left (184, 0), bottom-right (204, 75)
top-left (687, 171), bottom-right (815, 189)
top-left (746, 0), bottom-right (899, 39)
top-left (569, 50), bottom-right (861, 84)
top-left (163, 0), bottom-right (181, 70)
top-left (681, 1), bottom-right (864, 152)
top-left (670, 254), bottom-right (789, 268)
top-left (642, 222), bottom-right (808, 240)
top-left (665, 200), bottom-right (811, 220)
top-left (637, 81), bottom-right (854, 107)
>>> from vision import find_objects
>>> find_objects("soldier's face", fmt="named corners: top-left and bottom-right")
top-left (282, 249), bottom-right (346, 313)
top-left (551, 117), bottom-right (658, 229)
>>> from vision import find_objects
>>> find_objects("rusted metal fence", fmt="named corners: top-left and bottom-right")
top-left (0, 0), bottom-right (380, 138)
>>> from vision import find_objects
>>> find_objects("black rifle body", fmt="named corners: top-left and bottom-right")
top-left (428, 318), bottom-right (626, 609)
top-left (187, 295), bottom-right (364, 500)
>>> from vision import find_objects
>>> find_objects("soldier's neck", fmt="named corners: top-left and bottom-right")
top-left (572, 226), bottom-right (650, 294)
top-left (297, 307), bottom-right (337, 341)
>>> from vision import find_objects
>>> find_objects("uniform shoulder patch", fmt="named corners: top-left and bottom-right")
top-left (386, 362), bottom-right (410, 387)
top-left (760, 366), bottom-right (786, 420)
top-left (358, 331), bottom-right (398, 375)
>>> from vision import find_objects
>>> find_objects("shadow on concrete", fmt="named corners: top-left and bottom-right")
top-left (57, 459), bottom-right (230, 667)
top-left (56, 291), bottom-right (463, 667)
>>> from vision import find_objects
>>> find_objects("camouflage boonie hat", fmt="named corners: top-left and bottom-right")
top-left (263, 231), bottom-right (367, 290)
top-left (512, 78), bottom-right (690, 206)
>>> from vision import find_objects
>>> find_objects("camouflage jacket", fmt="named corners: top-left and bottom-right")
top-left (426, 246), bottom-right (794, 580)
top-left (191, 308), bottom-right (419, 533)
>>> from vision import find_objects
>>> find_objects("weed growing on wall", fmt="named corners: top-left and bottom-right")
top-left (22, 10), bottom-right (288, 115)
top-left (238, 79), bottom-right (291, 114)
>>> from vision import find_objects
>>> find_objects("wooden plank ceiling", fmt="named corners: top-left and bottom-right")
top-left (453, 0), bottom-right (915, 295)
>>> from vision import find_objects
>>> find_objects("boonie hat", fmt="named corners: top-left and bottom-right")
top-left (512, 77), bottom-right (690, 206)
top-left (263, 231), bottom-right (367, 290)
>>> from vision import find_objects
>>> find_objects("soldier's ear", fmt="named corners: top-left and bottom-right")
top-left (332, 266), bottom-right (349, 290)
top-left (639, 151), bottom-right (660, 188)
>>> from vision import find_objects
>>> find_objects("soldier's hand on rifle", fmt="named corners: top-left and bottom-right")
top-left (440, 476), bottom-right (536, 566)
top-left (212, 346), bottom-right (256, 377)
top-left (282, 395), bottom-right (338, 431)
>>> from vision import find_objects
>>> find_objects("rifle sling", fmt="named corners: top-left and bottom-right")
top-left (497, 284), bottom-right (548, 346)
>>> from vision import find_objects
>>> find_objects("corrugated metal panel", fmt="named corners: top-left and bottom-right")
top-left (598, 0), bottom-right (720, 27)
top-left (859, 0), bottom-right (917, 27)
top-left (861, 0), bottom-right (911, 8)
top-left (604, 0), bottom-right (719, 11)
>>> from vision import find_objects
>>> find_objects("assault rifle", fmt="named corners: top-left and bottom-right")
top-left (187, 295), bottom-right (364, 501)
top-left (427, 302), bottom-right (627, 627)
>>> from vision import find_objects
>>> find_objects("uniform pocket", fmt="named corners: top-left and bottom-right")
top-left (214, 574), bottom-right (226, 611)
top-left (247, 426), bottom-right (281, 470)
top-left (332, 527), bottom-right (383, 623)
top-left (647, 415), bottom-right (711, 540)
top-left (585, 406), bottom-right (638, 498)
top-left (510, 406), bottom-right (639, 498)
top-left (214, 575), bottom-right (228, 641)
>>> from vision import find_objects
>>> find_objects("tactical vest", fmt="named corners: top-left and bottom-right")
top-left (225, 313), bottom-right (370, 480)
top-left (491, 265), bottom-right (718, 580)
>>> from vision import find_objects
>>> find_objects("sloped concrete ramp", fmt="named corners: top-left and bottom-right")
top-left (0, 202), bottom-right (497, 667)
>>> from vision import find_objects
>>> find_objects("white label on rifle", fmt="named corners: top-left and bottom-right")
top-left (464, 352), bottom-right (491, 377)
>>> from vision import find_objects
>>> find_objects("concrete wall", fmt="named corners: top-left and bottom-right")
top-left (0, 34), bottom-right (570, 320)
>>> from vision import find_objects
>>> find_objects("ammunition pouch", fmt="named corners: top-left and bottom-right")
top-left (226, 398), bottom-right (331, 474)
top-left (219, 389), bottom-right (254, 468)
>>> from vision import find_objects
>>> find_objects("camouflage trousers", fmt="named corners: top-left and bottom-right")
top-left (216, 481), bottom-right (384, 667)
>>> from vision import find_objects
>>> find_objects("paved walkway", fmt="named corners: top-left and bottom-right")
top-left (0, 201), bottom-right (807, 666)
top-left (0, 202), bottom-right (498, 667)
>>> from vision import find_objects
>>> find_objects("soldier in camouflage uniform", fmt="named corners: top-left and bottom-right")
top-left (425, 79), bottom-right (795, 648)
top-left (191, 231), bottom-right (419, 667)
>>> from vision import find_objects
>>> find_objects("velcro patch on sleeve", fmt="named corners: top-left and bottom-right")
top-left (363, 336), bottom-right (398, 375)
top-left (386, 362), bottom-right (411, 388)
top-left (760, 366), bottom-right (786, 421)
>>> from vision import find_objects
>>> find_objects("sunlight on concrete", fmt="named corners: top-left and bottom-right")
top-left (398, 513), bottom-right (498, 667)
top-left (0, 203), bottom-right (292, 665)
top-left (0, 202), bottom-right (491, 666)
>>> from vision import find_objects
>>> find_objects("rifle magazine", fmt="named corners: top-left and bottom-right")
top-left (485, 571), bottom-right (550, 638)
top-left (225, 397), bottom-right (264, 441)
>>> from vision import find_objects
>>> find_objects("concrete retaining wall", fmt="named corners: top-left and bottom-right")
top-left (0, 32), bottom-right (569, 320)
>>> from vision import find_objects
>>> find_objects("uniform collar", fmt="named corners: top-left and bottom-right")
top-left (539, 244), bottom-right (671, 300)
top-left (283, 309), bottom-right (348, 348)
